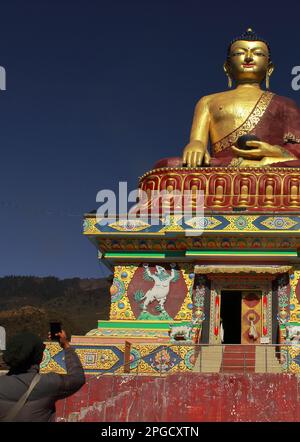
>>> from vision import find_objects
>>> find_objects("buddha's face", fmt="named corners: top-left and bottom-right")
top-left (226, 40), bottom-right (271, 83)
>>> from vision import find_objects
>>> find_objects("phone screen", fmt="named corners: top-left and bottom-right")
top-left (50, 322), bottom-right (62, 341)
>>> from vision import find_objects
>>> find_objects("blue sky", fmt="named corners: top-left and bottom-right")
top-left (1, 0), bottom-right (300, 278)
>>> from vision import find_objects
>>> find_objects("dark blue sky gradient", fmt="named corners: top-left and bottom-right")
top-left (1, 0), bottom-right (300, 278)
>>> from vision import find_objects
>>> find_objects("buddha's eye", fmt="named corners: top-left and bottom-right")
top-left (254, 52), bottom-right (265, 56)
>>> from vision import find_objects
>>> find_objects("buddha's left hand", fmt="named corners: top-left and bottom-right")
top-left (231, 141), bottom-right (292, 159)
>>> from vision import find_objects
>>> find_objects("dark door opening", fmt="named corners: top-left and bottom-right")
top-left (220, 291), bottom-right (241, 344)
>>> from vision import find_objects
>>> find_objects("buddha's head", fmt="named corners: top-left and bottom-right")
top-left (224, 28), bottom-right (274, 88)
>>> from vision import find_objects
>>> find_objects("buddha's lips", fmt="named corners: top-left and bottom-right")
top-left (242, 63), bottom-right (255, 67)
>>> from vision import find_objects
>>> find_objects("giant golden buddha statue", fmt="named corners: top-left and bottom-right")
top-left (183, 28), bottom-right (300, 168)
top-left (156, 29), bottom-right (300, 169)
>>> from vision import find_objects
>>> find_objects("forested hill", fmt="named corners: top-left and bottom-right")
top-left (0, 276), bottom-right (112, 341)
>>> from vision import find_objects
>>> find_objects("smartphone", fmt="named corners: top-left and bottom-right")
top-left (49, 322), bottom-right (62, 341)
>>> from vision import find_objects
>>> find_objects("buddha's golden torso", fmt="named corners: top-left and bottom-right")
top-left (206, 87), bottom-right (263, 144)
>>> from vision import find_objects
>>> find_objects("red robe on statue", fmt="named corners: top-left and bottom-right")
top-left (154, 92), bottom-right (300, 169)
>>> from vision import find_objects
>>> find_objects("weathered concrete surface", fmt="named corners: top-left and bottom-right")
top-left (56, 373), bottom-right (300, 422)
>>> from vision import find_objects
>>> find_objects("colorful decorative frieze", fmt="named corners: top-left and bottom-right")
top-left (40, 342), bottom-right (195, 375)
top-left (84, 214), bottom-right (300, 236)
top-left (93, 237), bottom-right (297, 256)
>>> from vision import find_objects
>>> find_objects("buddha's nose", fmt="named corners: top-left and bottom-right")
top-left (245, 51), bottom-right (253, 62)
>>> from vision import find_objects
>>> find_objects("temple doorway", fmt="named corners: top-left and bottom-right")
top-left (208, 275), bottom-right (272, 345)
top-left (220, 290), bottom-right (263, 344)
top-left (220, 290), bottom-right (242, 344)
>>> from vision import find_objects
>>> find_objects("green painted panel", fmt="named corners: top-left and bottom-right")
top-left (97, 320), bottom-right (190, 329)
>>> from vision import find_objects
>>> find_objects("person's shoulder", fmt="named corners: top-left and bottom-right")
top-left (194, 93), bottom-right (223, 114)
top-left (195, 92), bottom-right (222, 106)
top-left (35, 372), bottom-right (64, 396)
top-left (0, 373), bottom-right (15, 384)
top-left (196, 90), bottom-right (237, 108)
top-left (40, 372), bottom-right (63, 387)
top-left (0, 373), bottom-right (8, 384)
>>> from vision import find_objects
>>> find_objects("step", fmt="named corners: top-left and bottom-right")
top-left (193, 346), bottom-right (223, 373)
top-left (221, 345), bottom-right (256, 373)
top-left (193, 345), bottom-right (282, 374)
top-left (255, 346), bottom-right (282, 373)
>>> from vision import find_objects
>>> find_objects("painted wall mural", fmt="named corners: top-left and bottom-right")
top-left (109, 263), bottom-right (195, 321)
top-left (136, 264), bottom-right (179, 319)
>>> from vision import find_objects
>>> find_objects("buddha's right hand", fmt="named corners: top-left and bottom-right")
top-left (182, 141), bottom-right (210, 167)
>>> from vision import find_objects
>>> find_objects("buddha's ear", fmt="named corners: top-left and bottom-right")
top-left (223, 61), bottom-right (231, 76)
top-left (223, 61), bottom-right (232, 88)
top-left (265, 62), bottom-right (275, 89)
top-left (267, 61), bottom-right (275, 77)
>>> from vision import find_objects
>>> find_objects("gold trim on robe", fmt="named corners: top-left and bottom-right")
top-left (212, 91), bottom-right (274, 154)
top-left (283, 132), bottom-right (300, 144)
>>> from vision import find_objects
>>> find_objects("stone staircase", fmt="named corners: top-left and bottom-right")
top-left (221, 345), bottom-right (256, 373)
top-left (193, 345), bottom-right (223, 372)
top-left (255, 345), bottom-right (282, 373)
top-left (193, 345), bottom-right (282, 373)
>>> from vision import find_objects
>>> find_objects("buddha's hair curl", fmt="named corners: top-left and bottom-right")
top-left (227, 28), bottom-right (271, 60)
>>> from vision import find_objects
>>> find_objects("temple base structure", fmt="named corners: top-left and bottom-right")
top-left (41, 167), bottom-right (300, 375)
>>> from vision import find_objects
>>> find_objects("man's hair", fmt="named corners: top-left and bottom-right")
top-left (3, 332), bottom-right (45, 375)
top-left (227, 28), bottom-right (271, 60)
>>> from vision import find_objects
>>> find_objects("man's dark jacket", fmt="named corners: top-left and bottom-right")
top-left (0, 347), bottom-right (85, 422)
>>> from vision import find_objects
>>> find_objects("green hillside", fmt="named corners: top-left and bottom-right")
top-left (0, 276), bottom-right (112, 341)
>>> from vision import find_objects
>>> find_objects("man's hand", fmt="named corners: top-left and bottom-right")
top-left (48, 329), bottom-right (70, 349)
top-left (183, 140), bottom-right (210, 167)
top-left (231, 141), bottom-right (291, 160)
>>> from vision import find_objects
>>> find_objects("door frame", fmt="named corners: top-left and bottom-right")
top-left (209, 275), bottom-right (272, 344)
